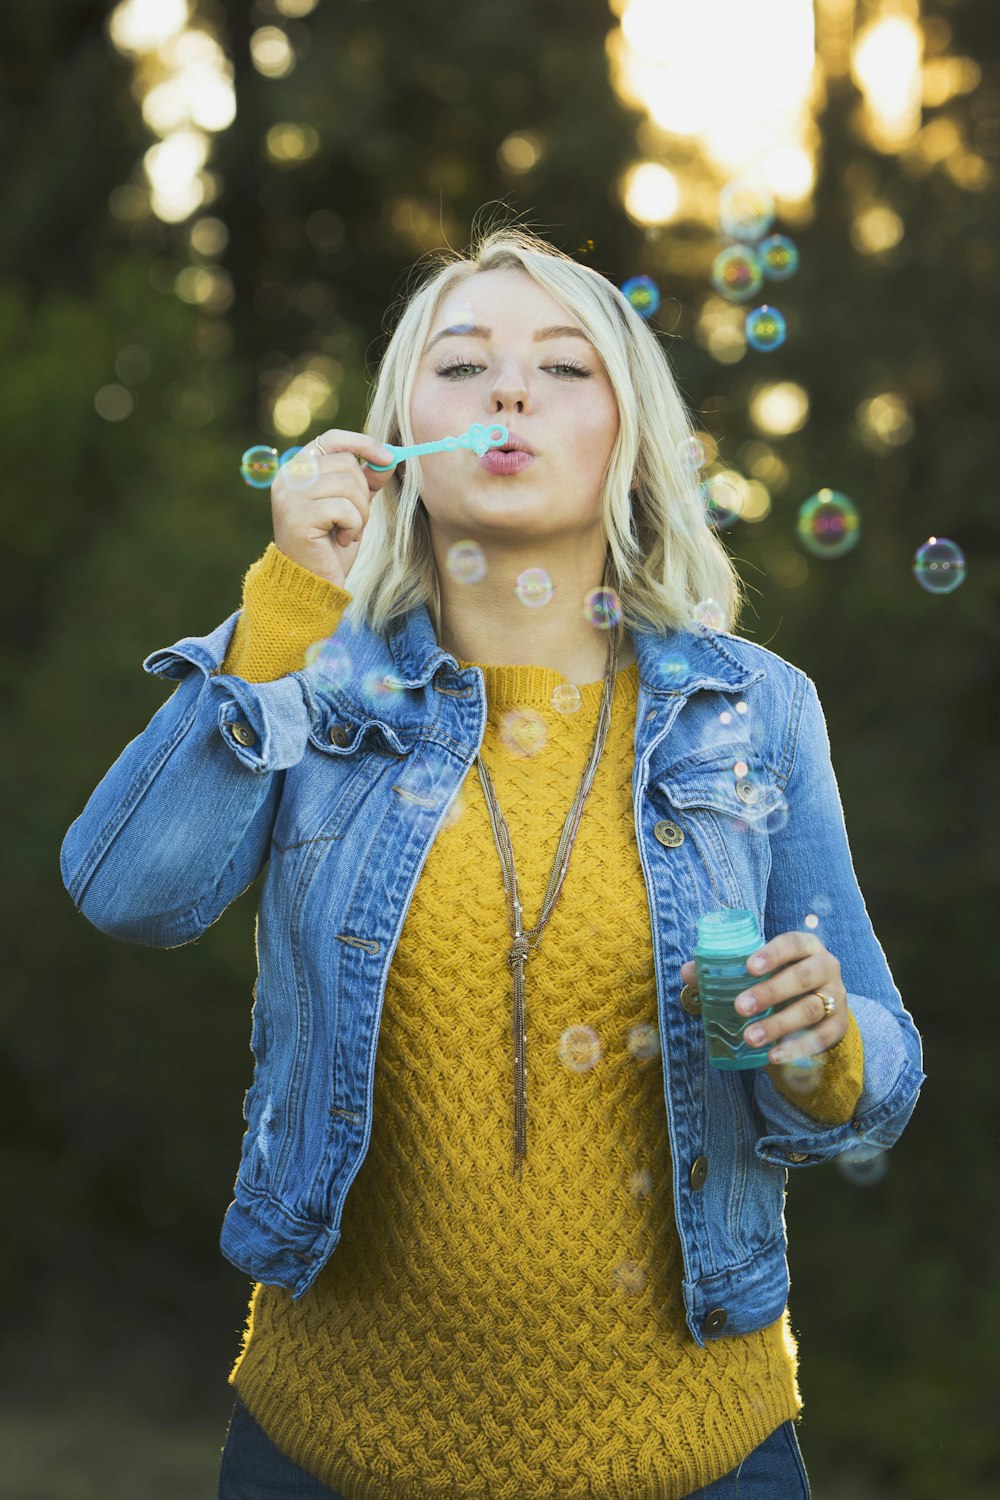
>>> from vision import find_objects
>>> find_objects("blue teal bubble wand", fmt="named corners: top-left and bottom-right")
top-left (240, 422), bottom-right (509, 487)
top-left (364, 421), bottom-right (508, 471)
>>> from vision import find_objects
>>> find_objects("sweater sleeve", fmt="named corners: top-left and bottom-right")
top-left (222, 542), bottom-right (352, 684)
top-left (765, 1007), bottom-right (864, 1126)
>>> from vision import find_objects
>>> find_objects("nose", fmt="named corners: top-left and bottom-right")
top-left (488, 361), bottom-right (533, 416)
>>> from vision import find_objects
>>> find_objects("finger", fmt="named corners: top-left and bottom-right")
top-left (275, 460), bottom-right (372, 530)
top-left (744, 930), bottom-right (823, 979)
top-left (680, 960), bottom-right (696, 986)
top-left (735, 949), bottom-right (835, 1017)
top-left (742, 991), bottom-right (835, 1054)
top-left (313, 430), bottom-right (397, 490)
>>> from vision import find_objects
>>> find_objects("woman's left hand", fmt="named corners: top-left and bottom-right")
top-left (679, 931), bottom-right (849, 1064)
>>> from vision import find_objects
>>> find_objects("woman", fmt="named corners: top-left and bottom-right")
top-left (60, 225), bottom-right (925, 1499)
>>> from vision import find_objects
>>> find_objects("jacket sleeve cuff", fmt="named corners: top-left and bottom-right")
top-left (142, 608), bottom-right (320, 774)
top-left (765, 1007), bottom-right (865, 1126)
top-left (750, 993), bottom-right (927, 1168)
top-left (221, 543), bottom-right (352, 683)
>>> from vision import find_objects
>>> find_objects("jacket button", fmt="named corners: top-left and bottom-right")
top-left (653, 819), bottom-right (684, 848)
top-left (787, 1151), bottom-right (809, 1163)
top-left (689, 1155), bottom-right (709, 1190)
top-left (704, 1307), bottom-right (728, 1335)
top-left (679, 984), bottom-right (702, 1017)
top-left (735, 778), bottom-right (758, 805)
top-left (328, 724), bottom-right (351, 747)
top-left (231, 722), bottom-right (255, 747)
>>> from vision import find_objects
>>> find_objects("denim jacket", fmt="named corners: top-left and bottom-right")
top-left (60, 603), bottom-right (925, 1346)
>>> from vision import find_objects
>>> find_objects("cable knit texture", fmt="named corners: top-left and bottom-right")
top-left (221, 543), bottom-right (864, 1499)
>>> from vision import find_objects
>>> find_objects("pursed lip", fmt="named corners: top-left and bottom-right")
top-left (495, 430), bottom-right (536, 456)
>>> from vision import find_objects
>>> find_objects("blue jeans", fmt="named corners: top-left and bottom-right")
top-left (217, 1394), bottom-right (811, 1498)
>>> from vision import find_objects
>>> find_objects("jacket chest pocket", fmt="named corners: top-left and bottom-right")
top-left (653, 750), bottom-right (787, 914)
top-left (272, 713), bottom-right (411, 852)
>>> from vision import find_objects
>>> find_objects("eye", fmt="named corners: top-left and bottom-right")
top-left (435, 359), bottom-right (591, 379)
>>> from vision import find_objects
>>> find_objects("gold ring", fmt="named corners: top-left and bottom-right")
top-left (815, 990), bottom-right (837, 1019)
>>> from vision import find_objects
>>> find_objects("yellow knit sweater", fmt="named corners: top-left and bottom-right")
top-left (223, 543), bottom-right (865, 1499)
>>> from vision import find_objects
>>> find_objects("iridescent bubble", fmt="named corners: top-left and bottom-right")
top-left (500, 707), bottom-right (548, 759)
top-left (797, 490), bottom-right (861, 558)
top-left (678, 436), bottom-right (707, 471)
top-left (912, 536), bottom-right (966, 594)
top-left (515, 568), bottom-right (554, 608)
top-left (628, 1166), bottom-right (654, 1199)
top-left (241, 444), bottom-right (279, 488)
top-left (773, 1054), bottom-right (827, 1096)
top-left (712, 244), bottom-right (764, 303)
top-left (362, 669), bottom-right (406, 704)
top-left (746, 305), bottom-right (787, 352)
top-left (305, 641), bottom-right (352, 691)
top-left (759, 234), bottom-right (799, 281)
top-left (447, 540), bottom-right (487, 585)
top-left (551, 683), bottom-right (582, 714)
top-left (612, 1259), bottom-right (647, 1295)
top-left (719, 180), bottom-right (776, 242)
top-left (583, 587), bottom-right (623, 630)
top-left (693, 598), bottom-right (727, 631)
top-left (558, 1024), bottom-right (602, 1072)
top-left (440, 792), bottom-right (466, 831)
top-left (282, 449), bottom-right (320, 488)
top-left (621, 275), bottom-right (661, 319)
top-left (762, 796), bottom-right (790, 834)
top-left (627, 1022), bottom-right (661, 1062)
top-left (836, 1145), bottom-right (889, 1187)
top-left (278, 446), bottom-right (303, 467)
top-left (703, 474), bottom-right (742, 528)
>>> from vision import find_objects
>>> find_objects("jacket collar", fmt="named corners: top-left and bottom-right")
top-left (384, 605), bottom-right (763, 699)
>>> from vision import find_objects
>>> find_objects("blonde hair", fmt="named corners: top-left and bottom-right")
top-left (346, 221), bottom-right (746, 639)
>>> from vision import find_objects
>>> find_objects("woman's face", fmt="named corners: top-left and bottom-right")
top-left (408, 267), bottom-right (620, 549)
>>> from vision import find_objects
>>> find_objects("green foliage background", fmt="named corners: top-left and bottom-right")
top-left (3, 1), bottom-right (997, 1494)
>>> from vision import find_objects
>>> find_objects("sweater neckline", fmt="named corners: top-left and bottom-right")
top-left (456, 659), bottom-right (639, 713)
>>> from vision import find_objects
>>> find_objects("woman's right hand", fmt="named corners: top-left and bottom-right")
top-left (270, 429), bottom-right (398, 591)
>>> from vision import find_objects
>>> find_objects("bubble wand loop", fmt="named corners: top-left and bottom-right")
top-left (364, 421), bottom-right (508, 471)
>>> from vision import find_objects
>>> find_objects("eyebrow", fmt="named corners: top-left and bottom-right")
top-left (423, 323), bottom-right (594, 354)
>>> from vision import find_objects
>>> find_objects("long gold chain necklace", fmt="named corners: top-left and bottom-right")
top-left (474, 625), bottom-right (621, 1180)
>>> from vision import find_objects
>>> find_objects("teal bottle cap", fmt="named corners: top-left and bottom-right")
top-left (695, 909), bottom-right (763, 957)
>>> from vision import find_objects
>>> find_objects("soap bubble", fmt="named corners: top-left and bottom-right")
top-left (551, 683), bottom-right (582, 714)
top-left (712, 245), bottom-right (764, 303)
top-left (837, 1145), bottom-right (889, 1187)
top-left (281, 448), bottom-right (320, 488)
top-left (582, 587), bottom-right (623, 630)
top-left (515, 568), bottom-right (554, 607)
top-left (558, 1024), bottom-right (602, 1072)
top-left (627, 1022), bottom-right (661, 1062)
top-left (304, 641), bottom-right (352, 691)
top-left (693, 598), bottom-right (727, 631)
top-left (797, 490), bottom-right (861, 558)
top-left (629, 1166), bottom-right (654, 1199)
top-left (773, 1054), bottom-right (827, 1096)
top-left (759, 234), bottom-right (799, 280)
top-left (621, 275), bottom-right (661, 318)
top-left (278, 446), bottom-right (303, 467)
top-left (746, 305), bottom-right (787, 352)
top-left (703, 474), bottom-right (742, 528)
top-left (440, 792), bottom-right (466, 831)
top-left (241, 445), bottom-right (279, 488)
top-left (612, 1258), bottom-right (647, 1295)
top-left (912, 536), bottom-right (966, 593)
top-left (677, 436), bottom-right (707, 471)
top-left (719, 180), bottom-right (776, 242)
top-left (447, 540), bottom-right (487, 584)
top-left (362, 669), bottom-right (405, 704)
top-left (500, 707), bottom-right (547, 758)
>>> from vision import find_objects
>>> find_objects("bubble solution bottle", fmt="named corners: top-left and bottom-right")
top-left (695, 909), bottom-right (778, 1070)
